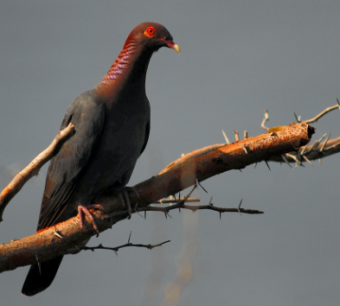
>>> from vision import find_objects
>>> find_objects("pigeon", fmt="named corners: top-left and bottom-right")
top-left (22, 22), bottom-right (180, 296)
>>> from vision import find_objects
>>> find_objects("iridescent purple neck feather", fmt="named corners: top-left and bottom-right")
top-left (95, 39), bottom-right (154, 99)
top-left (100, 40), bottom-right (137, 85)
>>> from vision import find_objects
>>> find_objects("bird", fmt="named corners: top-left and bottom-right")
top-left (21, 22), bottom-right (180, 296)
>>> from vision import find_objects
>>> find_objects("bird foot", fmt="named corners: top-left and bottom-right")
top-left (117, 188), bottom-right (139, 219)
top-left (118, 189), bottom-right (132, 219)
top-left (77, 204), bottom-right (102, 236)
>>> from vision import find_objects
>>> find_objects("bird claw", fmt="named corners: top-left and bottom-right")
top-left (118, 189), bottom-right (132, 219)
top-left (118, 187), bottom-right (140, 219)
top-left (77, 204), bottom-right (102, 236)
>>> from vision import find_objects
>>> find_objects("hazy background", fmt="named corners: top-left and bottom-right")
top-left (1, 1), bottom-right (339, 305)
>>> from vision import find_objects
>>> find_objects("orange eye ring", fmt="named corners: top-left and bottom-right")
top-left (144, 26), bottom-right (156, 38)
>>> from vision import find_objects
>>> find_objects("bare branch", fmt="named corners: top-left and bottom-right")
top-left (304, 101), bottom-right (340, 123)
top-left (261, 104), bottom-right (340, 166)
top-left (82, 232), bottom-right (170, 254)
top-left (0, 122), bottom-right (313, 273)
top-left (0, 123), bottom-right (75, 221)
top-left (269, 136), bottom-right (340, 165)
top-left (140, 202), bottom-right (263, 215)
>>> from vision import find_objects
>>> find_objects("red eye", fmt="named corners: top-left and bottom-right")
top-left (144, 26), bottom-right (156, 38)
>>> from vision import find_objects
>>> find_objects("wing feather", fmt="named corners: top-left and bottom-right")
top-left (37, 91), bottom-right (105, 230)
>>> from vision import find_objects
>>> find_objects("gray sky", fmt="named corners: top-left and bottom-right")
top-left (1, 1), bottom-right (340, 305)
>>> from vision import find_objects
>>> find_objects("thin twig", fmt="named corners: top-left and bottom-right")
top-left (304, 101), bottom-right (340, 124)
top-left (261, 110), bottom-right (270, 131)
top-left (155, 197), bottom-right (200, 204)
top-left (139, 202), bottom-right (263, 215)
top-left (82, 239), bottom-right (170, 254)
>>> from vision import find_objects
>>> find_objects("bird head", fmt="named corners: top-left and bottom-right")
top-left (126, 22), bottom-right (181, 54)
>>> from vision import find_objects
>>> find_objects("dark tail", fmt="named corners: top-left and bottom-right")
top-left (21, 255), bottom-right (64, 296)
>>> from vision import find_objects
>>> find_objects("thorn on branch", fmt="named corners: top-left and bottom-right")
top-left (302, 155), bottom-right (313, 166)
top-left (54, 230), bottom-right (63, 239)
top-left (233, 130), bottom-right (239, 141)
top-left (237, 199), bottom-right (243, 215)
top-left (196, 178), bottom-right (208, 193)
top-left (320, 134), bottom-right (331, 153)
top-left (222, 129), bottom-right (230, 144)
top-left (317, 133), bottom-right (327, 145)
top-left (300, 144), bottom-right (308, 156)
top-left (281, 154), bottom-right (292, 168)
top-left (285, 153), bottom-right (302, 166)
top-left (294, 112), bottom-right (301, 123)
top-left (134, 203), bottom-right (144, 218)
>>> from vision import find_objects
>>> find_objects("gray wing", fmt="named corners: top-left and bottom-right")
top-left (37, 91), bottom-right (105, 230)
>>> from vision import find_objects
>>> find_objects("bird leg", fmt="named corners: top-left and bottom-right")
top-left (117, 187), bottom-right (140, 219)
top-left (77, 204), bottom-right (102, 236)
top-left (118, 189), bottom-right (132, 219)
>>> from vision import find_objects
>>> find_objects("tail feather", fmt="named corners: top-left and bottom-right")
top-left (21, 255), bottom-right (63, 296)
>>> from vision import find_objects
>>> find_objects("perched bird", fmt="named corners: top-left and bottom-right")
top-left (21, 22), bottom-right (180, 296)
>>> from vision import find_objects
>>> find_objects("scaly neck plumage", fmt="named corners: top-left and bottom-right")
top-left (95, 40), bottom-right (152, 99)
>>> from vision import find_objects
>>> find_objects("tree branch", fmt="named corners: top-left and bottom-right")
top-left (0, 122), bottom-right (314, 273)
top-left (82, 232), bottom-right (170, 254)
top-left (259, 103), bottom-right (340, 165)
top-left (0, 123), bottom-right (75, 221)
top-left (269, 135), bottom-right (340, 165)
top-left (303, 99), bottom-right (340, 124)
top-left (261, 101), bottom-right (340, 131)
top-left (142, 200), bottom-right (263, 217)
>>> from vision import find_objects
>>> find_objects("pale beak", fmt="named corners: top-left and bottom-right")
top-left (163, 39), bottom-right (181, 54)
top-left (171, 43), bottom-right (181, 54)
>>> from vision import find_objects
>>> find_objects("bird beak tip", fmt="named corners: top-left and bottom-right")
top-left (165, 40), bottom-right (180, 54)
top-left (172, 44), bottom-right (181, 54)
